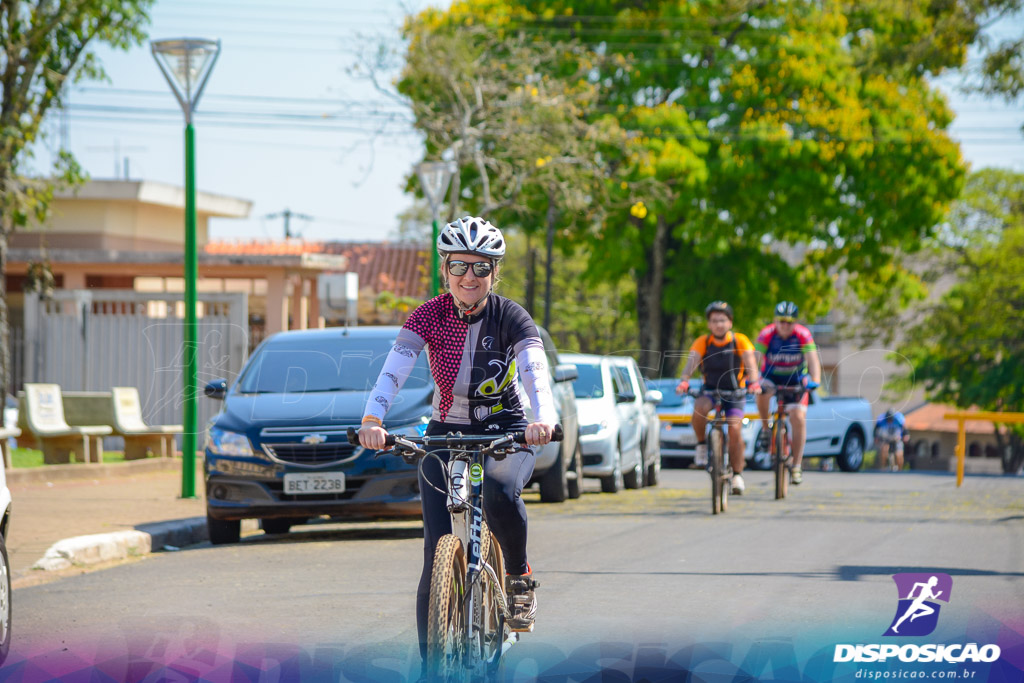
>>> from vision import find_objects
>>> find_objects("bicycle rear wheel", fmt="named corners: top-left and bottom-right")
top-left (427, 534), bottom-right (468, 681)
top-left (774, 420), bottom-right (789, 500)
top-left (710, 428), bottom-right (724, 515)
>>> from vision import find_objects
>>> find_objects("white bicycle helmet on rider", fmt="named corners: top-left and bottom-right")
top-left (437, 216), bottom-right (506, 259)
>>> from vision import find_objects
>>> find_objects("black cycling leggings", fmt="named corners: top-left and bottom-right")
top-left (415, 428), bottom-right (535, 660)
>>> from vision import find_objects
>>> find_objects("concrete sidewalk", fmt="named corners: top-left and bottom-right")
top-left (6, 459), bottom-right (211, 588)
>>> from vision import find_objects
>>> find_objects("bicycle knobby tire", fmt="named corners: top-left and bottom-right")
top-left (427, 534), bottom-right (467, 680)
top-left (774, 421), bottom-right (788, 500)
top-left (710, 428), bottom-right (724, 515)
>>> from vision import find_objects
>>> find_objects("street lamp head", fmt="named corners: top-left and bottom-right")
top-left (415, 160), bottom-right (457, 217)
top-left (151, 38), bottom-right (221, 121)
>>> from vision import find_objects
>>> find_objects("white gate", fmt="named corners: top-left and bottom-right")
top-left (23, 290), bottom-right (248, 434)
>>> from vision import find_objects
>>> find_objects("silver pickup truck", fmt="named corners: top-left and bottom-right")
top-left (647, 379), bottom-right (875, 472)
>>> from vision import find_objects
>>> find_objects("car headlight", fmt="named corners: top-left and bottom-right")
top-left (206, 426), bottom-right (254, 456)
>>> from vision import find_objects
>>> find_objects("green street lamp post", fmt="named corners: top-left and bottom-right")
top-left (415, 161), bottom-right (455, 297)
top-left (151, 38), bottom-right (221, 499)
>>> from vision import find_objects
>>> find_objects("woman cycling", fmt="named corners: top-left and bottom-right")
top-left (357, 216), bottom-right (557, 663)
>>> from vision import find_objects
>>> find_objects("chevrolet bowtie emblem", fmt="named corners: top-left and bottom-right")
top-left (302, 434), bottom-right (327, 445)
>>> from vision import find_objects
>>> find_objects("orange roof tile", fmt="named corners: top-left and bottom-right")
top-left (202, 239), bottom-right (430, 299)
top-left (321, 242), bottom-right (430, 300)
top-left (905, 403), bottom-right (997, 435)
top-left (204, 239), bottom-right (325, 256)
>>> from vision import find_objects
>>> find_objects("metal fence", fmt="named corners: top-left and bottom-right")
top-left (22, 290), bottom-right (249, 435)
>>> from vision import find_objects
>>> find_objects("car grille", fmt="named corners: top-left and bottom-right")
top-left (583, 454), bottom-right (603, 466)
top-left (263, 443), bottom-right (357, 466)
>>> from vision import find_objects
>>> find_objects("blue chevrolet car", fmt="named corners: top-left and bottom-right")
top-left (203, 327), bottom-right (431, 544)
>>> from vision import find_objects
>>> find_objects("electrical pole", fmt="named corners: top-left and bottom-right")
top-left (265, 208), bottom-right (313, 239)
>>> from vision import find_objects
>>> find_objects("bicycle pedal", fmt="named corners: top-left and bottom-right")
top-left (509, 622), bottom-right (535, 633)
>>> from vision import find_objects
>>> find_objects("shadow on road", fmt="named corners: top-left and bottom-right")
top-left (838, 565), bottom-right (1024, 580)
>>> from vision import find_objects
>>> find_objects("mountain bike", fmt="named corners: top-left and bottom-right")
top-left (767, 384), bottom-right (808, 500)
top-left (688, 388), bottom-right (748, 515)
top-left (348, 425), bottom-right (563, 681)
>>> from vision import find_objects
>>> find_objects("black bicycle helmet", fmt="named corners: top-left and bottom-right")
top-left (775, 301), bottom-right (799, 318)
top-left (705, 301), bottom-right (734, 320)
top-left (885, 409), bottom-right (895, 420)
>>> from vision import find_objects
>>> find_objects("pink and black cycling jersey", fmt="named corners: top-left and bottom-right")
top-left (755, 323), bottom-right (817, 385)
top-left (362, 293), bottom-right (556, 429)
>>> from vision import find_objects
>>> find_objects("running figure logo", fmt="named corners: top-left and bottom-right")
top-left (883, 573), bottom-right (953, 636)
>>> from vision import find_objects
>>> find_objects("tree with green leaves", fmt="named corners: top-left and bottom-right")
top-left (898, 168), bottom-right (1024, 473)
top-left (404, 0), bottom-right (969, 380)
top-left (1, 0), bottom-right (155, 395)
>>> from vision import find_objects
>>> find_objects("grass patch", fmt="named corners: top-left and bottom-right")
top-left (11, 447), bottom-right (128, 468)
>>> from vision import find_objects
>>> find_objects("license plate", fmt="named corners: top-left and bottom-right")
top-left (678, 430), bottom-right (697, 446)
top-left (283, 472), bottom-right (345, 495)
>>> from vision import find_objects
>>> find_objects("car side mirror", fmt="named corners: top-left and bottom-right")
top-left (616, 392), bottom-right (636, 404)
top-left (644, 389), bottom-right (663, 404)
top-left (553, 364), bottom-right (579, 383)
top-left (204, 379), bottom-right (228, 400)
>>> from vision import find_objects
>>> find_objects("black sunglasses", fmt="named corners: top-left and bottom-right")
top-left (447, 260), bottom-right (493, 277)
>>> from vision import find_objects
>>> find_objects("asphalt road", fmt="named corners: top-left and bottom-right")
top-left (8, 469), bottom-right (1024, 681)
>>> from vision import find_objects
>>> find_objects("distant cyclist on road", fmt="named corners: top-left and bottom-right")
top-left (675, 301), bottom-right (762, 495)
top-left (356, 216), bottom-right (557, 668)
top-left (875, 409), bottom-right (910, 471)
top-left (754, 301), bottom-right (822, 485)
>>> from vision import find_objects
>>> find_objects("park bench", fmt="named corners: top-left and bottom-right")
top-left (111, 387), bottom-right (182, 459)
top-left (23, 384), bottom-right (112, 464)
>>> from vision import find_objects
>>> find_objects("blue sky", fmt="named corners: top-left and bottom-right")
top-left (30, 0), bottom-right (1024, 243)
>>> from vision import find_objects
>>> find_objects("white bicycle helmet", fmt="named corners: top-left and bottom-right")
top-left (437, 216), bottom-right (506, 259)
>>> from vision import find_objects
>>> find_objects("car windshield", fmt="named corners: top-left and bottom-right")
top-left (652, 382), bottom-right (684, 408)
top-left (236, 336), bottom-right (431, 394)
top-left (571, 363), bottom-right (605, 399)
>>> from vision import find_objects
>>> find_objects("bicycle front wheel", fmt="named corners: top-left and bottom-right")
top-left (478, 524), bottom-right (508, 675)
top-left (774, 420), bottom-right (788, 500)
top-left (427, 534), bottom-right (468, 681)
top-left (710, 427), bottom-right (724, 515)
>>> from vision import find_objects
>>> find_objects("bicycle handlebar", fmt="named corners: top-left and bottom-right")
top-left (346, 424), bottom-right (564, 451)
top-left (686, 388), bottom-right (750, 401)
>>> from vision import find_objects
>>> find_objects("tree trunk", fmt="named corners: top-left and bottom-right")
top-left (543, 185), bottom-right (557, 332)
top-left (0, 227), bottom-right (10, 399)
top-left (636, 216), bottom-right (667, 377)
top-left (525, 233), bottom-right (536, 316)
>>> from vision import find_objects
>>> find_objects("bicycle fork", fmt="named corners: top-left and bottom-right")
top-left (447, 456), bottom-right (518, 666)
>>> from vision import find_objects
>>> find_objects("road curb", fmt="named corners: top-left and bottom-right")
top-left (31, 517), bottom-right (209, 571)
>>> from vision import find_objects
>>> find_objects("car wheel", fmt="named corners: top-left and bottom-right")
top-left (0, 533), bottom-right (10, 666)
top-left (207, 514), bottom-right (241, 545)
top-left (645, 437), bottom-right (660, 487)
top-left (837, 429), bottom-right (865, 472)
top-left (539, 442), bottom-right (569, 503)
top-left (623, 440), bottom-right (644, 490)
top-left (567, 436), bottom-right (583, 499)
top-left (600, 449), bottom-right (623, 493)
top-left (260, 517), bottom-right (304, 535)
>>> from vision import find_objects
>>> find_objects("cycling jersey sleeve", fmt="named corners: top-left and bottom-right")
top-left (754, 325), bottom-right (774, 355)
top-left (361, 328), bottom-right (426, 425)
top-left (515, 340), bottom-right (558, 425)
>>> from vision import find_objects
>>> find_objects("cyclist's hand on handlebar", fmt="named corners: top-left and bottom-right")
top-left (675, 379), bottom-right (690, 395)
top-left (802, 377), bottom-right (819, 391)
top-left (525, 421), bottom-right (556, 446)
top-left (747, 380), bottom-right (763, 395)
top-left (358, 423), bottom-right (389, 450)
